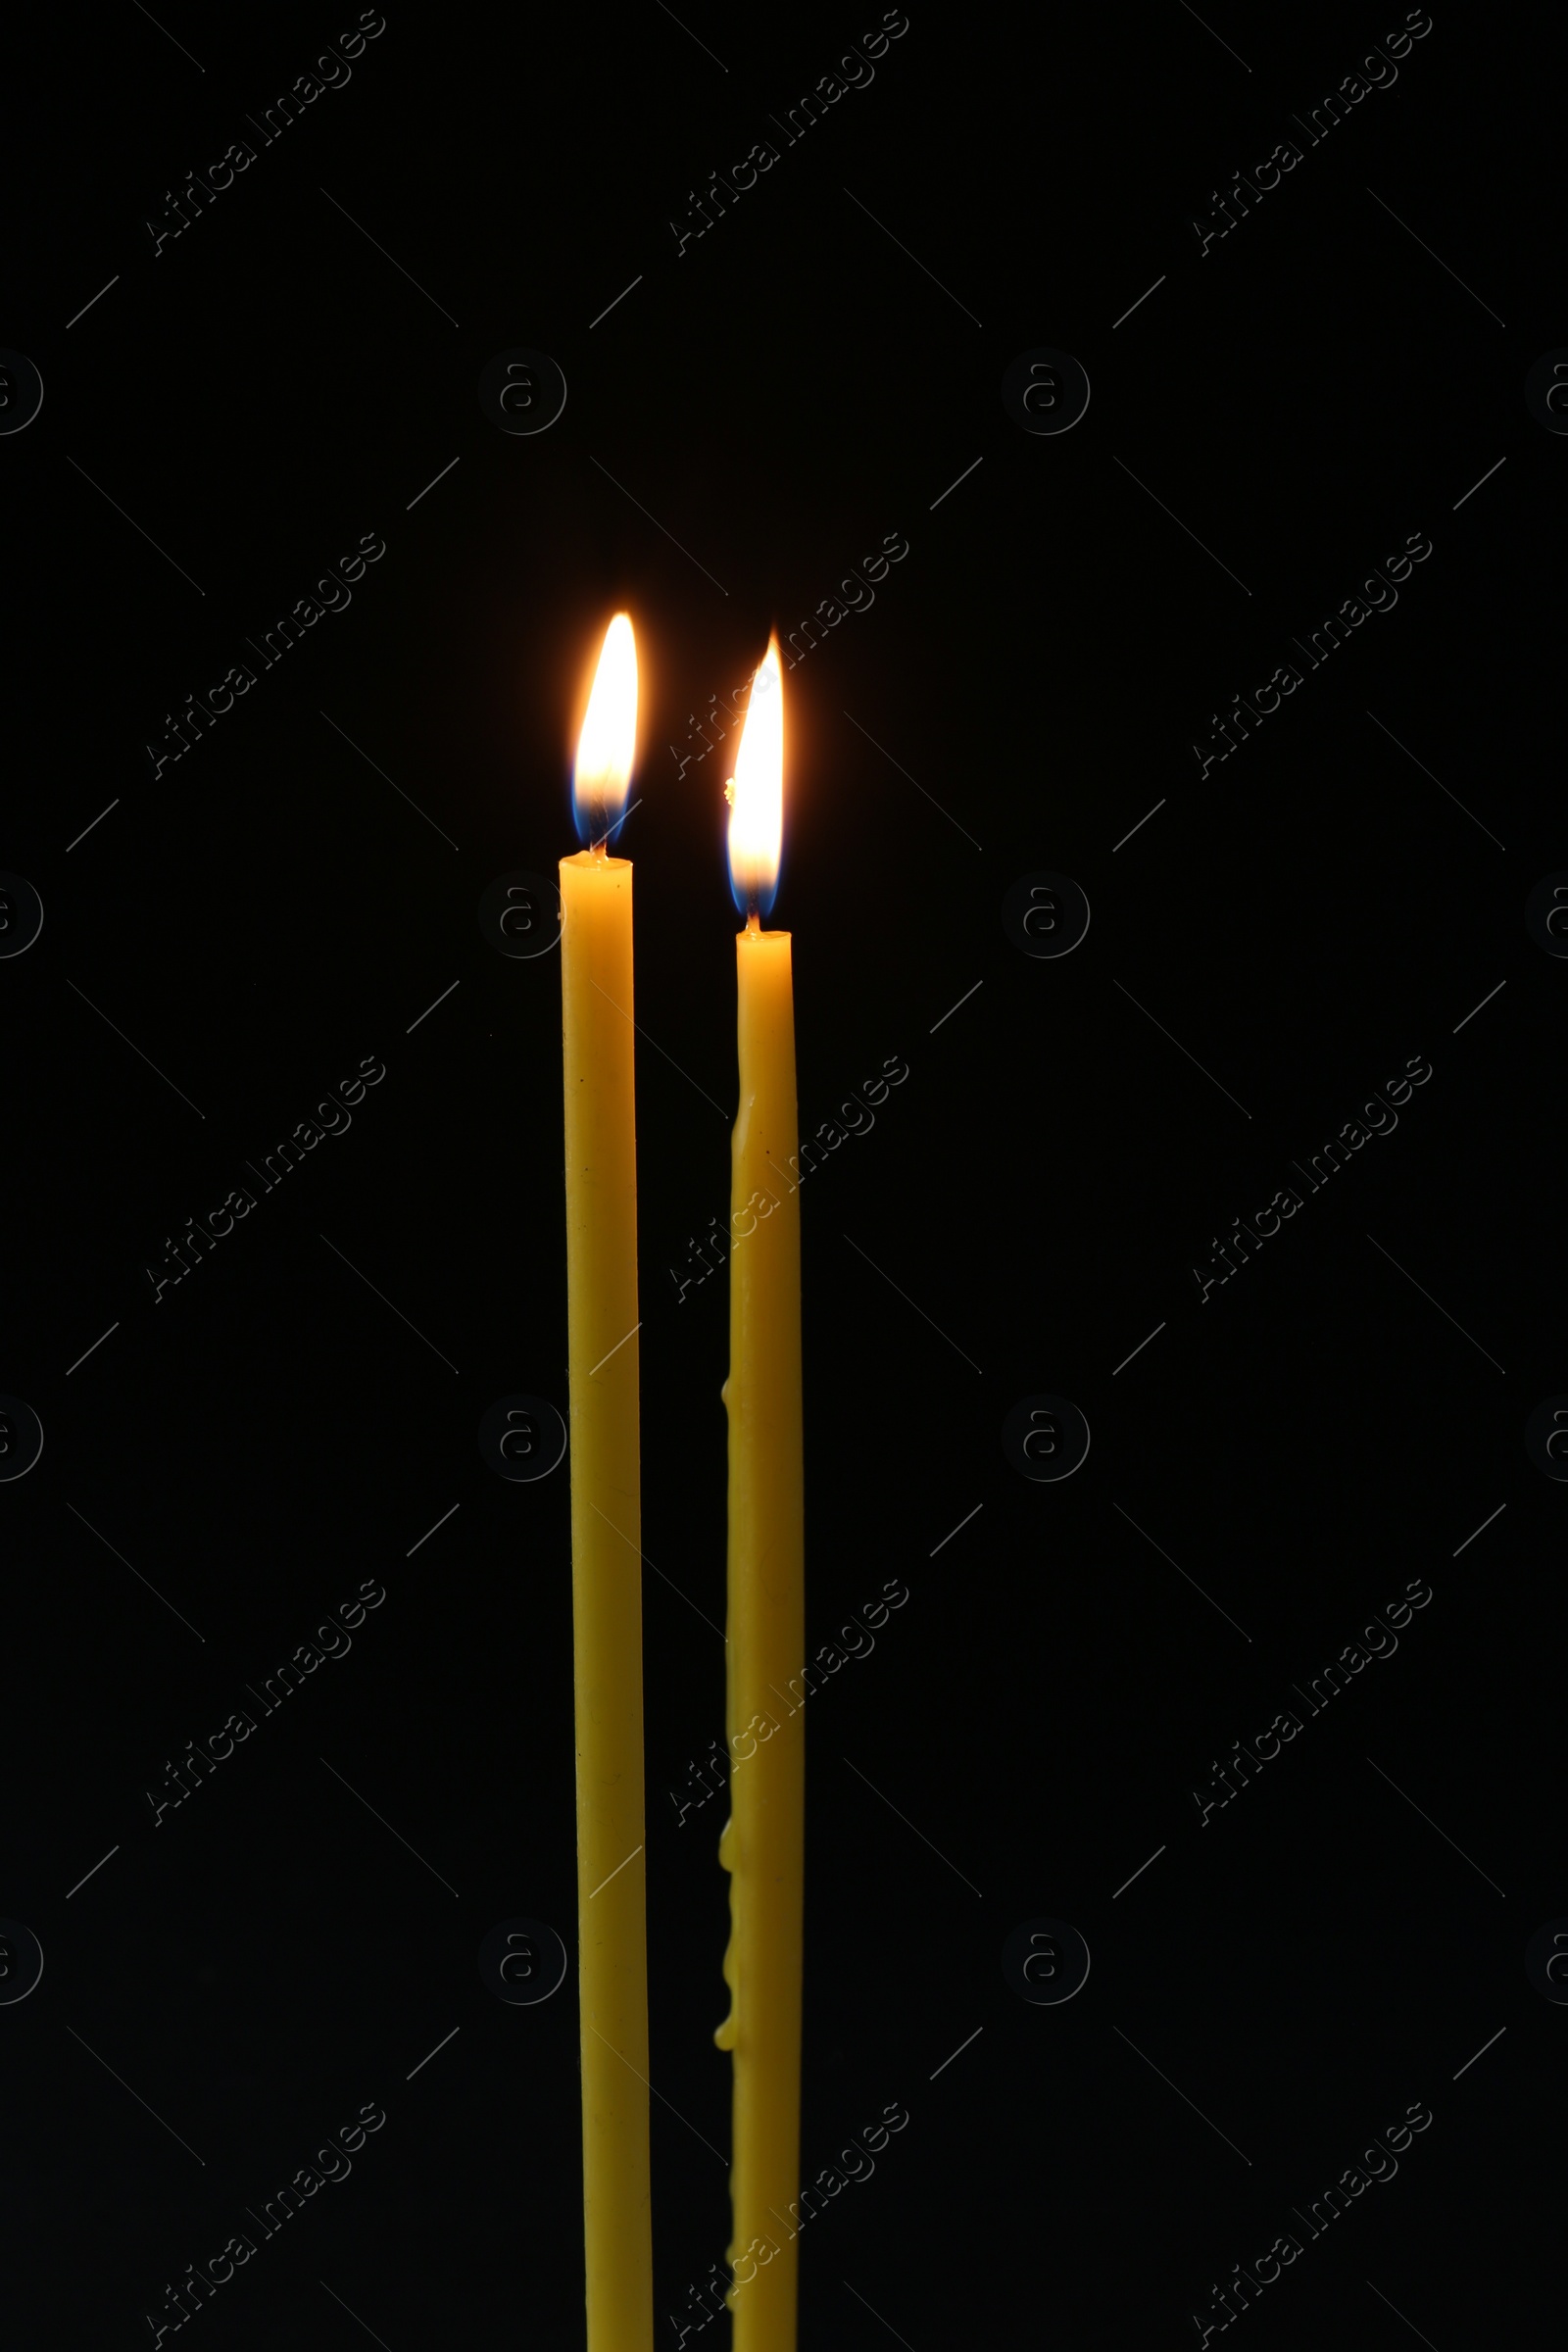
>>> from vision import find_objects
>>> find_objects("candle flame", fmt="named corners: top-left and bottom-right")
top-left (725, 636), bottom-right (784, 914)
top-left (572, 612), bottom-right (638, 846)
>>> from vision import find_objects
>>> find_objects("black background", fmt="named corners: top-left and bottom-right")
top-left (1, 3), bottom-right (1559, 2344)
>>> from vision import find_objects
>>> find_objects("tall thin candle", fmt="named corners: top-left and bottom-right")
top-left (714, 636), bottom-right (807, 2351)
top-left (560, 612), bottom-right (654, 2352)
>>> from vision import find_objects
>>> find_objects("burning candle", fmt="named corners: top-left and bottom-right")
top-left (714, 635), bottom-right (807, 2350)
top-left (560, 612), bottom-right (654, 2352)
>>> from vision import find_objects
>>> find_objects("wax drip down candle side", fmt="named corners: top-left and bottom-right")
top-left (714, 636), bottom-right (808, 2352)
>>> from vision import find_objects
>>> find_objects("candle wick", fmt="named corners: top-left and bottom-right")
top-left (745, 906), bottom-right (761, 934)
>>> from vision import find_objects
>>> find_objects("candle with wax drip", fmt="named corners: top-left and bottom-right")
top-left (714, 634), bottom-right (807, 2351)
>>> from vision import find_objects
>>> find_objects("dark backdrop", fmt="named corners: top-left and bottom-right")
top-left (1, 4), bottom-right (1558, 2345)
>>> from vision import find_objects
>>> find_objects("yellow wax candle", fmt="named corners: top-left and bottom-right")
top-left (561, 614), bottom-right (653, 2352)
top-left (714, 637), bottom-right (807, 2352)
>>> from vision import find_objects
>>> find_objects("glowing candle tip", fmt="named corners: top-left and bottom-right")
top-left (572, 612), bottom-right (638, 848)
top-left (726, 636), bottom-right (784, 917)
